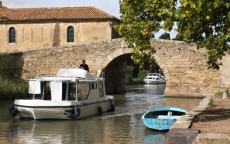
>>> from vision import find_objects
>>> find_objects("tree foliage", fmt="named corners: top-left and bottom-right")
top-left (116, 0), bottom-right (230, 69)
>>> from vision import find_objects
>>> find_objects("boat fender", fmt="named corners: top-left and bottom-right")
top-left (9, 103), bottom-right (18, 117)
top-left (64, 107), bottom-right (81, 119)
top-left (66, 112), bottom-right (76, 119)
top-left (98, 106), bottom-right (102, 115)
top-left (74, 106), bottom-right (81, 116)
top-left (107, 104), bottom-right (115, 112)
top-left (111, 104), bottom-right (115, 111)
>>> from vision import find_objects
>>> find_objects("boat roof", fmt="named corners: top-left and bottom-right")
top-left (29, 77), bottom-right (77, 82)
top-left (147, 73), bottom-right (163, 75)
top-left (28, 68), bottom-right (99, 82)
top-left (56, 68), bottom-right (95, 78)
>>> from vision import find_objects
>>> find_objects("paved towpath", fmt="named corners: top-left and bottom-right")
top-left (163, 95), bottom-right (230, 144)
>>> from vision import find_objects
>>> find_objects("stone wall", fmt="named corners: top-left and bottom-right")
top-left (0, 22), bottom-right (113, 53)
top-left (150, 39), bottom-right (227, 97)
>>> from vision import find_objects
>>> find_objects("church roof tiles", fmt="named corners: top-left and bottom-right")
top-left (0, 6), bottom-right (119, 21)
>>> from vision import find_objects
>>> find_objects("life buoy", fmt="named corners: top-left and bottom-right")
top-left (98, 106), bottom-right (102, 115)
top-left (64, 106), bottom-right (81, 119)
top-left (9, 103), bottom-right (18, 117)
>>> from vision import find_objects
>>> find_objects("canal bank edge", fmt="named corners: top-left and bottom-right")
top-left (163, 95), bottom-right (230, 144)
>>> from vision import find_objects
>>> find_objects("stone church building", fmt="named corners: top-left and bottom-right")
top-left (0, 1), bottom-right (120, 53)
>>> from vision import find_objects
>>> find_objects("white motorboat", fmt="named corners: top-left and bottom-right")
top-left (143, 73), bottom-right (166, 84)
top-left (9, 68), bottom-right (115, 120)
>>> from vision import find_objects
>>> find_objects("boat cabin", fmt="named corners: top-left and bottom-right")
top-left (28, 69), bottom-right (106, 102)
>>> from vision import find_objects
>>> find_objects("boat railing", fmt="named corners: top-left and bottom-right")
top-left (36, 74), bottom-right (99, 80)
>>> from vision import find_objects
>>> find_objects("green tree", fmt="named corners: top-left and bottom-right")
top-left (125, 65), bottom-right (134, 84)
top-left (116, 0), bottom-right (230, 69)
top-left (159, 32), bottom-right (171, 40)
top-left (172, 34), bottom-right (183, 41)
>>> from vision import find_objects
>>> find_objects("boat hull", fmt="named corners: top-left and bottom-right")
top-left (142, 107), bottom-right (188, 131)
top-left (142, 117), bottom-right (176, 131)
top-left (13, 96), bottom-right (114, 120)
top-left (143, 80), bottom-right (166, 84)
top-left (143, 73), bottom-right (166, 84)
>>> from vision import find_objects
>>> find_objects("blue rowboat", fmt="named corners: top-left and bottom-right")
top-left (142, 107), bottom-right (188, 131)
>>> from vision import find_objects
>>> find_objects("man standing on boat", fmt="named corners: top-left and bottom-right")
top-left (80, 59), bottom-right (89, 71)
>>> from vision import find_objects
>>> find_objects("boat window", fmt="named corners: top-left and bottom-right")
top-left (68, 83), bottom-right (76, 100)
top-left (77, 83), bottom-right (90, 100)
top-left (62, 83), bottom-right (67, 100)
top-left (98, 82), bottom-right (104, 98)
top-left (91, 82), bottom-right (97, 89)
top-left (44, 82), bottom-right (51, 100)
top-left (34, 82), bottom-right (44, 99)
top-left (34, 82), bottom-right (51, 100)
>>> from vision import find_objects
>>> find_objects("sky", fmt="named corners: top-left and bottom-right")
top-left (1, 0), bottom-right (177, 38)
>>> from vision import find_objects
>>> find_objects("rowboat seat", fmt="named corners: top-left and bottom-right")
top-left (157, 115), bottom-right (181, 120)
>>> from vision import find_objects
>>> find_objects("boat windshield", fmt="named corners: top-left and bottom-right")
top-left (31, 78), bottom-right (105, 101)
top-left (33, 81), bottom-right (51, 100)
top-left (33, 81), bottom-right (77, 101)
top-left (78, 83), bottom-right (90, 100)
top-left (98, 82), bottom-right (104, 98)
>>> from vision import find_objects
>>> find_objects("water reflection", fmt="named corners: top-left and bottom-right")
top-left (143, 128), bottom-right (165, 144)
top-left (164, 97), bottom-right (204, 111)
top-left (0, 84), bottom-right (203, 144)
top-left (2, 115), bottom-right (151, 144)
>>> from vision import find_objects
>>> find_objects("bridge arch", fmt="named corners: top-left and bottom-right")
top-left (97, 47), bottom-right (131, 77)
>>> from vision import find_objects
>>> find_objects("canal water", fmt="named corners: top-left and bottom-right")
top-left (0, 84), bottom-right (203, 144)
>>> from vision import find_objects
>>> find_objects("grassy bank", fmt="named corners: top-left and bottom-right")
top-left (208, 91), bottom-right (230, 107)
top-left (0, 77), bottom-right (29, 100)
top-left (0, 54), bottom-right (30, 100)
top-left (214, 91), bottom-right (230, 97)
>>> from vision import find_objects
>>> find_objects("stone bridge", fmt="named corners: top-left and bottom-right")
top-left (12, 38), bottom-right (230, 97)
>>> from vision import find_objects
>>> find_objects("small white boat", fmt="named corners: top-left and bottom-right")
top-left (143, 73), bottom-right (166, 84)
top-left (9, 68), bottom-right (115, 120)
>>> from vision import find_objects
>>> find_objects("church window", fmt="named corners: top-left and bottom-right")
top-left (67, 26), bottom-right (74, 42)
top-left (9, 27), bottom-right (16, 43)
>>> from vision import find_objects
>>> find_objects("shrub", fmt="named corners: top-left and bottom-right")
top-left (214, 91), bottom-right (230, 97)
top-left (0, 54), bottom-right (14, 77)
top-left (125, 65), bottom-right (134, 84)
top-left (0, 77), bottom-right (29, 100)
top-left (126, 68), bottom-right (150, 85)
top-left (137, 70), bottom-right (149, 81)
